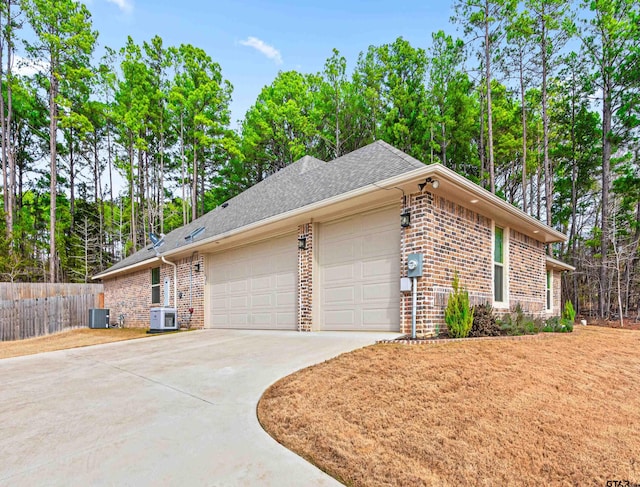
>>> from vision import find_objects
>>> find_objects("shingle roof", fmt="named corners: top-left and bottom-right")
top-left (95, 140), bottom-right (426, 277)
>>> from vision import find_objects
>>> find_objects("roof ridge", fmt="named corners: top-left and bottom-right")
top-left (373, 140), bottom-right (426, 169)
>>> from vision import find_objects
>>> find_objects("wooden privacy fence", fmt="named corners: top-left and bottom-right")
top-left (0, 283), bottom-right (104, 342)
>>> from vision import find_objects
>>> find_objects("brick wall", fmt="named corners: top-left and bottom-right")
top-left (553, 270), bottom-right (562, 315)
top-left (103, 254), bottom-right (205, 329)
top-left (298, 223), bottom-right (313, 331)
top-left (401, 192), bottom-right (493, 336)
top-left (509, 230), bottom-right (546, 315)
top-left (401, 191), bottom-right (551, 336)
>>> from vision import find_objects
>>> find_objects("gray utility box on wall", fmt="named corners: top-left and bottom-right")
top-left (89, 309), bottom-right (110, 329)
top-left (150, 307), bottom-right (178, 331)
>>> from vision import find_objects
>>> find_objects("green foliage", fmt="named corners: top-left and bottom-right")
top-left (543, 316), bottom-right (574, 333)
top-left (562, 301), bottom-right (576, 323)
top-left (469, 303), bottom-right (501, 337)
top-left (498, 303), bottom-right (540, 336)
top-left (444, 272), bottom-right (474, 338)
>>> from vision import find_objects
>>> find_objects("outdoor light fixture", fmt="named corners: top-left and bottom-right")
top-left (400, 209), bottom-right (411, 228)
top-left (194, 262), bottom-right (201, 272)
top-left (418, 177), bottom-right (440, 192)
top-left (298, 236), bottom-right (307, 250)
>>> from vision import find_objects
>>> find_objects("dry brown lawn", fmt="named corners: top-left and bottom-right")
top-left (258, 326), bottom-right (640, 486)
top-left (0, 328), bottom-right (152, 359)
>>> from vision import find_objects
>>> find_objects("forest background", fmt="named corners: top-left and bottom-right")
top-left (0, 0), bottom-right (638, 319)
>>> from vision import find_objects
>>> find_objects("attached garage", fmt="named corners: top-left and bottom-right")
top-left (318, 205), bottom-right (401, 331)
top-left (206, 233), bottom-right (298, 329)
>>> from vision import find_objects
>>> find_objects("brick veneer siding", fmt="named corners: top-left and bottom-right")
top-left (400, 191), bottom-right (552, 336)
top-left (401, 192), bottom-right (493, 336)
top-left (553, 270), bottom-right (562, 315)
top-left (508, 229), bottom-right (546, 315)
top-left (103, 254), bottom-right (205, 329)
top-left (298, 223), bottom-right (314, 331)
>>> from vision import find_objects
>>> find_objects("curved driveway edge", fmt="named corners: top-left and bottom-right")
top-left (0, 329), bottom-right (397, 486)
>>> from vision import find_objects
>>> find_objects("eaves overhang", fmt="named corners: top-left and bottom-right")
top-left (94, 163), bottom-right (568, 280)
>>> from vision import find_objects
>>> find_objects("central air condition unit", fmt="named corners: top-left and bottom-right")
top-left (89, 309), bottom-right (110, 329)
top-left (150, 307), bottom-right (178, 331)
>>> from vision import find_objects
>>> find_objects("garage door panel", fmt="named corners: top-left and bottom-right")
top-left (251, 276), bottom-right (272, 291)
top-left (250, 293), bottom-right (272, 307)
top-left (206, 233), bottom-right (297, 330)
top-left (277, 273), bottom-right (295, 287)
top-left (320, 206), bottom-right (400, 332)
top-left (362, 309), bottom-right (396, 327)
top-left (228, 280), bottom-right (248, 293)
top-left (323, 241), bottom-right (355, 263)
top-left (362, 230), bottom-right (399, 258)
top-left (362, 281), bottom-right (396, 301)
top-left (362, 259), bottom-right (397, 278)
top-left (325, 286), bottom-right (356, 305)
top-left (277, 291), bottom-right (295, 306)
top-left (324, 263), bottom-right (355, 283)
top-left (229, 313), bottom-right (249, 325)
top-left (324, 309), bottom-right (355, 326)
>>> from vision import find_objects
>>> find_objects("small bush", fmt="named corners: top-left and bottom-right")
top-left (562, 301), bottom-right (576, 323)
top-left (445, 272), bottom-right (474, 338)
top-left (500, 303), bottom-right (539, 335)
top-left (542, 316), bottom-right (574, 333)
top-left (469, 303), bottom-right (501, 337)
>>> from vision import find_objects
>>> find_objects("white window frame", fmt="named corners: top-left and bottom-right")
top-left (492, 223), bottom-right (509, 308)
top-left (151, 267), bottom-right (161, 304)
top-left (546, 269), bottom-right (553, 313)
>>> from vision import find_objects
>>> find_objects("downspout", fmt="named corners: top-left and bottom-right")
top-left (161, 255), bottom-right (177, 309)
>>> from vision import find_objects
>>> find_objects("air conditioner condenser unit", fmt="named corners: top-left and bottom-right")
top-left (150, 307), bottom-right (178, 331)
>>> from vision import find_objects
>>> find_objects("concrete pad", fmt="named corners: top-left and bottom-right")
top-left (0, 329), bottom-right (397, 486)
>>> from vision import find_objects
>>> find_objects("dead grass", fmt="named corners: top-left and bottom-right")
top-left (258, 326), bottom-right (640, 486)
top-left (0, 328), bottom-right (152, 359)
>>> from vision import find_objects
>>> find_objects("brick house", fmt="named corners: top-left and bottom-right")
top-left (94, 141), bottom-right (573, 335)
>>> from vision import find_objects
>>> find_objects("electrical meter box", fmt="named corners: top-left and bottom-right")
top-left (407, 253), bottom-right (424, 278)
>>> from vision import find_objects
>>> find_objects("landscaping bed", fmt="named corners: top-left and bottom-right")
top-left (258, 326), bottom-right (640, 486)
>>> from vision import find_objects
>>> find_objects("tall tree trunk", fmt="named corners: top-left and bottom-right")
top-left (128, 137), bottom-right (136, 253)
top-left (479, 87), bottom-right (486, 186)
top-left (191, 136), bottom-right (197, 221)
top-left (49, 63), bottom-right (58, 283)
top-left (484, 1), bottom-right (496, 194)
top-left (180, 113), bottom-right (186, 225)
top-left (519, 54), bottom-right (527, 214)
top-left (69, 128), bottom-right (75, 233)
top-left (541, 12), bottom-right (553, 238)
top-left (600, 80), bottom-right (611, 319)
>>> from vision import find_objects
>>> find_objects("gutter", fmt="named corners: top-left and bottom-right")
top-left (161, 255), bottom-right (178, 308)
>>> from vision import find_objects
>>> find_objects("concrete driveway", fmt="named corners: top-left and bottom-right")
top-left (0, 329), bottom-right (395, 486)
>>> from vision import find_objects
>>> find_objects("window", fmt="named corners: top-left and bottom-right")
top-left (546, 270), bottom-right (552, 311)
top-left (494, 226), bottom-right (505, 303)
top-left (151, 267), bottom-right (160, 304)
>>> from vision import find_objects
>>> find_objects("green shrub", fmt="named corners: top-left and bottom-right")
top-left (562, 301), bottom-right (576, 323)
top-left (500, 303), bottom-right (538, 335)
top-left (542, 316), bottom-right (573, 333)
top-left (469, 303), bottom-right (501, 337)
top-left (445, 272), bottom-right (474, 338)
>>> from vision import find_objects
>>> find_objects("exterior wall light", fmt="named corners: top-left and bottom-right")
top-left (194, 262), bottom-right (201, 272)
top-left (400, 210), bottom-right (411, 228)
top-left (418, 177), bottom-right (440, 192)
top-left (298, 236), bottom-right (307, 250)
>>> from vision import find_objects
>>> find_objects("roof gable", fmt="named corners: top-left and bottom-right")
top-left (96, 141), bottom-right (425, 278)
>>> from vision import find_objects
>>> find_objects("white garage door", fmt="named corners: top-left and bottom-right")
top-left (318, 205), bottom-right (401, 331)
top-left (206, 234), bottom-right (297, 330)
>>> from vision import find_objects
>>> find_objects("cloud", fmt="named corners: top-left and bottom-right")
top-left (106, 0), bottom-right (133, 14)
top-left (13, 56), bottom-right (49, 77)
top-left (239, 36), bottom-right (283, 65)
